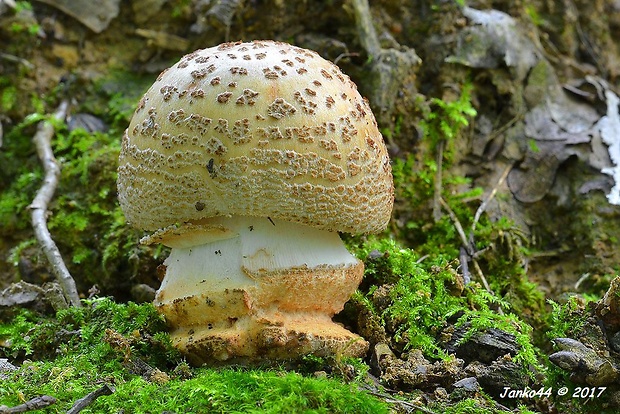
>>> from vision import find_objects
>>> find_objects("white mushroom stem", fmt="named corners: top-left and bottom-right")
top-left (158, 216), bottom-right (359, 298)
top-left (151, 216), bottom-right (366, 362)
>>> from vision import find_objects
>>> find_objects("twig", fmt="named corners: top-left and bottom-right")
top-left (367, 392), bottom-right (434, 414)
top-left (0, 52), bottom-right (35, 70)
top-left (459, 246), bottom-right (471, 285)
top-left (471, 257), bottom-right (503, 314)
top-left (484, 111), bottom-right (524, 151)
top-left (333, 52), bottom-right (360, 66)
top-left (358, 385), bottom-right (434, 414)
top-left (29, 100), bottom-right (82, 307)
top-left (439, 197), bottom-right (471, 255)
top-left (433, 141), bottom-right (445, 222)
top-left (0, 395), bottom-right (57, 414)
top-left (470, 162), bottom-right (513, 238)
top-left (440, 197), bottom-right (501, 311)
top-left (66, 384), bottom-right (115, 414)
top-left (415, 254), bottom-right (429, 264)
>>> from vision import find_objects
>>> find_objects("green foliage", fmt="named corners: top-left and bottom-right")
top-left (421, 83), bottom-right (477, 148)
top-left (171, 0), bottom-right (192, 18)
top-left (429, 397), bottom-right (500, 414)
top-left (8, 239), bottom-right (36, 266)
top-left (1, 363), bottom-right (389, 413)
top-left (0, 298), bottom-right (174, 365)
top-left (1, 84), bottom-right (17, 112)
top-left (14, 0), bottom-right (33, 12)
top-left (546, 296), bottom-right (590, 342)
top-left (388, 84), bottom-right (548, 366)
top-left (354, 238), bottom-right (541, 372)
top-left (0, 299), bottom-right (389, 413)
top-left (525, 5), bottom-right (544, 26)
top-left (392, 155), bottom-right (435, 212)
top-left (107, 92), bottom-right (139, 127)
top-left (10, 1), bottom-right (41, 35)
top-left (46, 127), bottom-right (124, 268)
top-left (96, 369), bottom-right (388, 414)
top-left (0, 108), bottom-right (149, 290)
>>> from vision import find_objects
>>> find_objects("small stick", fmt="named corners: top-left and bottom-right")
top-left (333, 52), bottom-right (360, 66)
top-left (472, 259), bottom-right (503, 315)
top-left (0, 52), bottom-right (35, 70)
top-left (0, 395), bottom-right (57, 414)
top-left (459, 246), bottom-right (471, 285)
top-left (66, 384), bottom-right (115, 414)
top-left (439, 197), bottom-right (471, 255)
top-left (470, 162), bottom-right (513, 237)
top-left (440, 198), bottom-right (498, 301)
top-left (29, 100), bottom-right (82, 308)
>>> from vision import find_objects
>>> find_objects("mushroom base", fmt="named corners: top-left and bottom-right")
top-left (175, 320), bottom-right (368, 366)
top-left (152, 216), bottom-right (369, 365)
top-left (158, 261), bottom-right (368, 365)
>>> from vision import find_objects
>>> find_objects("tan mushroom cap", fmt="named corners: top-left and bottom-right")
top-left (118, 40), bottom-right (393, 234)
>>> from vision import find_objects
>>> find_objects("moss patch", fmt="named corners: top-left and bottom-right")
top-left (0, 298), bottom-right (389, 413)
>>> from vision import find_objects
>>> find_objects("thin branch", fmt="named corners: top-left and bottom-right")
top-left (29, 100), bottom-right (82, 307)
top-left (66, 384), bottom-right (115, 414)
top-left (470, 162), bottom-right (513, 238)
top-left (472, 259), bottom-right (503, 315)
top-left (440, 197), bottom-right (499, 305)
top-left (484, 111), bottom-right (524, 150)
top-left (439, 197), bottom-right (471, 255)
top-left (0, 52), bottom-right (35, 70)
top-left (333, 52), bottom-right (360, 66)
top-left (0, 396), bottom-right (57, 414)
top-left (459, 246), bottom-right (471, 285)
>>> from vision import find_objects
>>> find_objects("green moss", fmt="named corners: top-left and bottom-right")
top-left (1, 84), bottom-right (17, 112)
top-left (0, 92), bottom-right (159, 292)
top-left (0, 298), bottom-right (174, 363)
top-left (421, 82), bottom-right (477, 153)
top-left (2, 365), bottom-right (389, 413)
top-left (393, 159), bottom-right (545, 331)
top-left (353, 238), bottom-right (541, 373)
top-left (0, 299), bottom-right (390, 413)
top-left (353, 79), bottom-right (548, 380)
top-left (546, 296), bottom-right (590, 346)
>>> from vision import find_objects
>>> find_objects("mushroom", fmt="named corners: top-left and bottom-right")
top-left (117, 40), bottom-right (393, 365)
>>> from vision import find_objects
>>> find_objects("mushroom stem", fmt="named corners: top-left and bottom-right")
top-left (153, 216), bottom-right (368, 364)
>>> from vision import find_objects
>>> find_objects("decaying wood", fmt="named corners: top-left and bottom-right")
top-left (66, 384), bottom-right (115, 414)
top-left (0, 395), bottom-right (56, 414)
top-left (29, 100), bottom-right (82, 308)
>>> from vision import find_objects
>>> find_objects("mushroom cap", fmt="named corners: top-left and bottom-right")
top-left (117, 40), bottom-right (393, 234)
